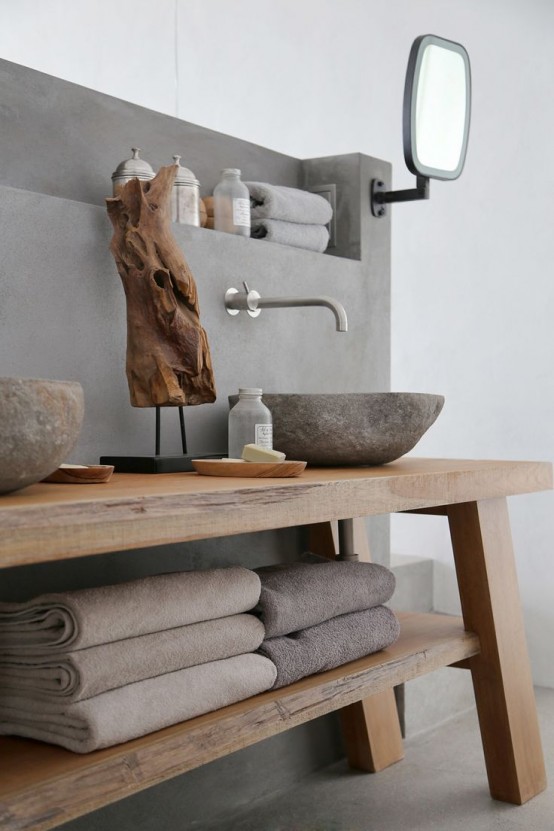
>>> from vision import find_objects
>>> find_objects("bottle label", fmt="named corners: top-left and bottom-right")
top-left (255, 423), bottom-right (273, 448)
top-left (233, 198), bottom-right (251, 227)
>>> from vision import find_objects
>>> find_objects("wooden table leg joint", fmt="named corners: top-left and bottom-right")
top-left (449, 658), bottom-right (474, 670)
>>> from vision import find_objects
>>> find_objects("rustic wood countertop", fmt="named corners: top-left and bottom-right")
top-left (0, 456), bottom-right (552, 828)
top-left (0, 457), bottom-right (551, 568)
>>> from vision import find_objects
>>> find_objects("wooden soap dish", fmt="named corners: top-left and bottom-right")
top-left (192, 459), bottom-right (307, 478)
top-left (42, 465), bottom-right (115, 484)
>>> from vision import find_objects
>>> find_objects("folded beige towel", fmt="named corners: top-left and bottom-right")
top-left (259, 606), bottom-right (400, 688)
top-left (256, 559), bottom-right (395, 638)
top-left (0, 567), bottom-right (261, 654)
top-left (0, 615), bottom-right (264, 702)
top-left (0, 653), bottom-right (277, 753)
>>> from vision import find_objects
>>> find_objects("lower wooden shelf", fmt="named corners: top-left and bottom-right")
top-left (0, 612), bottom-right (479, 831)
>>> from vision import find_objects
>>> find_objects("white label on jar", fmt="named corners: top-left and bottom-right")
top-left (255, 423), bottom-right (273, 448)
top-left (233, 198), bottom-right (251, 227)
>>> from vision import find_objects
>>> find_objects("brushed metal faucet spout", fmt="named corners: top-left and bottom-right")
top-left (225, 282), bottom-right (348, 333)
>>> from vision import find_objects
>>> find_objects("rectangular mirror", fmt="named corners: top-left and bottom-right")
top-left (403, 34), bottom-right (471, 181)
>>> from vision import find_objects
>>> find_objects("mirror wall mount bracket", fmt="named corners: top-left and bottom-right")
top-left (371, 176), bottom-right (429, 218)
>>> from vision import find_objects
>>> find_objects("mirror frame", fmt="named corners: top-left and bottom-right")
top-left (403, 34), bottom-right (471, 181)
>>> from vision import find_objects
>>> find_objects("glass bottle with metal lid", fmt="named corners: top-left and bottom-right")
top-left (111, 148), bottom-right (155, 195)
top-left (171, 155), bottom-right (200, 226)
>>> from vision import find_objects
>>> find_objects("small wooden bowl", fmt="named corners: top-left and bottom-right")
top-left (42, 465), bottom-right (114, 484)
top-left (192, 459), bottom-right (306, 478)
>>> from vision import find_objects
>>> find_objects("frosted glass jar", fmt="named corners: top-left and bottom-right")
top-left (214, 169), bottom-right (251, 236)
top-left (170, 155), bottom-right (200, 226)
top-left (228, 388), bottom-right (272, 458)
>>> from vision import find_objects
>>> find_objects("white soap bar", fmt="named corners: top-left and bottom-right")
top-left (59, 464), bottom-right (88, 469)
top-left (242, 444), bottom-right (286, 463)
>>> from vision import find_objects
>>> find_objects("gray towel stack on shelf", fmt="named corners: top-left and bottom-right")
top-left (255, 558), bottom-right (400, 689)
top-left (246, 182), bottom-right (333, 253)
top-left (0, 568), bottom-right (276, 753)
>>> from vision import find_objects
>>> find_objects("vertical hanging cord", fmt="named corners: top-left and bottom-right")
top-left (174, 0), bottom-right (179, 117)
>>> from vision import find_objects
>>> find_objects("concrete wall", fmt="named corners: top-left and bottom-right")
top-left (0, 60), bottom-right (390, 828)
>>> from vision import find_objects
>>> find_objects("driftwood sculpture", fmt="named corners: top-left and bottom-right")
top-left (106, 165), bottom-right (216, 407)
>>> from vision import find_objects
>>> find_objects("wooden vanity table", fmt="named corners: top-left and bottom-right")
top-left (0, 457), bottom-right (551, 830)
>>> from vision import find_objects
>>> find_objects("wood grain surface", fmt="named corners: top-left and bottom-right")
top-left (448, 499), bottom-right (547, 804)
top-left (106, 166), bottom-right (216, 408)
top-left (0, 612), bottom-right (479, 831)
top-left (192, 459), bottom-right (306, 478)
top-left (0, 459), bottom-right (551, 568)
top-left (42, 466), bottom-right (114, 485)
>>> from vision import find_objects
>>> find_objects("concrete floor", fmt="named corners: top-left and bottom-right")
top-left (204, 687), bottom-right (554, 831)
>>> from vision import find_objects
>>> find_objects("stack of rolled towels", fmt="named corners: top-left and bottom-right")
top-left (255, 558), bottom-right (399, 688)
top-left (247, 182), bottom-right (333, 253)
top-left (0, 568), bottom-right (275, 753)
top-left (0, 558), bottom-right (399, 753)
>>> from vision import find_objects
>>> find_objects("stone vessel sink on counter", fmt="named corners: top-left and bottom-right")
top-left (258, 393), bottom-right (444, 466)
top-left (0, 377), bottom-right (84, 494)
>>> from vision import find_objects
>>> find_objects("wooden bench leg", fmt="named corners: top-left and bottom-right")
top-left (447, 498), bottom-right (546, 804)
top-left (308, 519), bottom-right (404, 772)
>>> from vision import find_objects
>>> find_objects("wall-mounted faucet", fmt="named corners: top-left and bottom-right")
top-left (225, 282), bottom-right (348, 333)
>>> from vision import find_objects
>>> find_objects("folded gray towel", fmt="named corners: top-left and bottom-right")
top-left (0, 614), bottom-right (265, 702)
top-left (0, 567), bottom-right (261, 655)
top-left (251, 219), bottom-right (329, 253)
top-left (255, 559), bottom-right (395, 638)
top-left (259, 605), bottom-right (400, 688)
top-left (0, 653), bottom-right (277, 753)
top-left (246, 182), bottom-right (333, 225)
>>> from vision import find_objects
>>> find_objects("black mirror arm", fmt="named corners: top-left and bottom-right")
top-left (371, 176), bottom-right (429, 217)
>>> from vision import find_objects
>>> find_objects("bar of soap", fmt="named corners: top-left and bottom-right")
top-left (242, 444), bottom-right (286, 463)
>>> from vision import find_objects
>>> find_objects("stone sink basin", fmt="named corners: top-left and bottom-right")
top-left (0, 377), bottom-right (84, 494)
top-left (260, 393), bottom-right (445, 466)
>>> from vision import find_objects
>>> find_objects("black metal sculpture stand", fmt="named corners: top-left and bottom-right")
top-left (100, 407), bottom-right (225, 473)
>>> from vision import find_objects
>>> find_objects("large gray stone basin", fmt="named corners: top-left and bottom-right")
top-left (0, 377), bottom-right (84, 494)
top-left (257, 393), bottom-right (444, 466)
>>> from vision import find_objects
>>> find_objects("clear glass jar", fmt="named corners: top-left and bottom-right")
top-left (228, 388), bottom-right (272, 458)
top-left (214, 169), bottom-right (251, 236)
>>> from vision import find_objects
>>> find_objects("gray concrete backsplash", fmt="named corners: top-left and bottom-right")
top-left (0, 59), bottom-right (301, 207)
top-left (0, 183), bottom-right (389, 463)
top-left (0, 61), bottom-right (391, 828)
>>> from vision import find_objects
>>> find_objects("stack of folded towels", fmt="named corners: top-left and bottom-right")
top-left (255, 557), bottom-right (399, 688)
top-left (246, 182), bottom-right (333, 253)
top-left (0, 567), bottom-right (276, 753)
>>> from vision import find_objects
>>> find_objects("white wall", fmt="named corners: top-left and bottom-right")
top-left (1, 0), bottom-right (553, 684)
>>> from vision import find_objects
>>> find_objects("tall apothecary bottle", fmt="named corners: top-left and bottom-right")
top-left (228, 388), bottom-right (272, 458)
top-left (214, 169), bottom-right (251, 236)
top-left (170, 155), bottom-right (200, 226)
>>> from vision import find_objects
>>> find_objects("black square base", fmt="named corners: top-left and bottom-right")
top-left (99, 453), bottom-right (226, 474)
